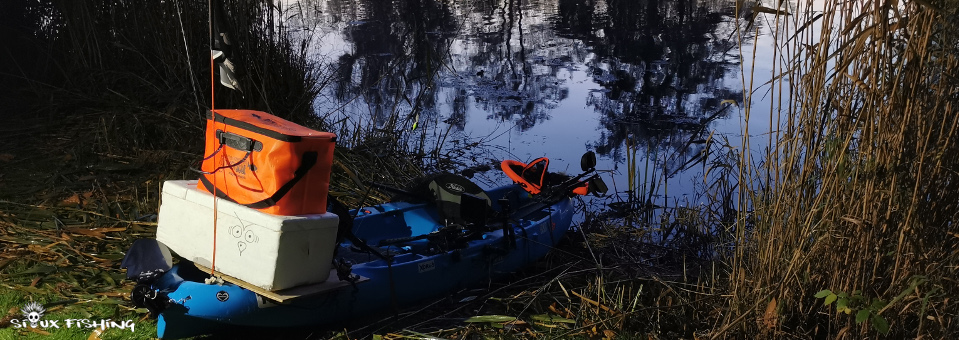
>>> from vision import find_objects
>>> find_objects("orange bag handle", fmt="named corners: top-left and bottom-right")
top-left (197, 149), bottom-right (252, 175)
top-left (196, 130), bottom-right (261, 174)
top-left (199, 151), bottom-right (318, 209)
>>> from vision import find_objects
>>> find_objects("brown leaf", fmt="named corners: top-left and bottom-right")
top-left (61, 194), bottom-right (82, 206)
top-left (0, 153), bottom-right (14, 162)
top-left (840, 216), bottom-right (864, 225)
top-left (533, 322), bottom-right (561, 329)
top-left (549, 303), bottom-right (575, 319)
top-left (27, 244), bottom-right (54, 254)
top-left (571, 290), bottom-right (622, 315)
top-left (503, 320), bottom-right (528, 331)
top-left (0, 258), bottom-right (14, 271)
top-left (27, 326), bottom-right (51, 335)
top-left (0, 307), bottom-right (18, 328)
top-left (65, 227), bottom-right (126, 238)
top-left (95, 292), bottom-right (130, 299)
top-left (763, 298), bottom-right (778, 329)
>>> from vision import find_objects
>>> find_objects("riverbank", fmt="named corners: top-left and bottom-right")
top-left (0, 112), bottom-right (705, 339)
top-left (2, 0), bottom-right (958, 338)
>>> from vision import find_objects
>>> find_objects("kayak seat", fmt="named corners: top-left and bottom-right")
top-left (426, 173), bottom-right (492, 226)
top-left (502, 157), bottom-right (578, 195)
top-left (460, 192), bottom-right (488, 226)
top-left (502, 157), bottom-right (548, 194)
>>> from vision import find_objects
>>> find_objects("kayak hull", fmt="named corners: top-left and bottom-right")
top-left (143, 184), bottom-right (574, 339)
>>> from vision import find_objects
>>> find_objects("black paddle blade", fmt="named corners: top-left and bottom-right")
top-left (326, 194), bottom-right (355, 244)
top-left (580, 151), bottom-right (597, 171)
top-left (121, 239), bottom-right (173, 280)
top-left (588, 176), bottom-right (609, 197)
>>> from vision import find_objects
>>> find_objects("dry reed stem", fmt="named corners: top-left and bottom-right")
top-left (721, 0), bottom-right (959, 337)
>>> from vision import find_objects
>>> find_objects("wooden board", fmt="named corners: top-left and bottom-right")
top-left (194, 264), bottom-right (369, 304)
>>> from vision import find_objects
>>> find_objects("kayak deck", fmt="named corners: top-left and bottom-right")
top-left (194, 264), bottom-right (369, 304)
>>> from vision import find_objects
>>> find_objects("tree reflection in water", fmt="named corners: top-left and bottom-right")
top-left (306, 0), bottom-right (747, 186)
top-left (554, 0), bottom-right (744, 175)
top-left (326, 0), bottom-right (457, 134)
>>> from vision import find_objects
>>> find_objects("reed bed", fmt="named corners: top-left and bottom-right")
top-left (718, 0), bottom-right (959, 337)
top-left (514, 0), bottom-right (959, 337)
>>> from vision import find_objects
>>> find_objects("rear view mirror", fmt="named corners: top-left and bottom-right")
top-left (580, 151), bottom-right (597, 171)
top-left (588, 177), bottom-right (608, 197)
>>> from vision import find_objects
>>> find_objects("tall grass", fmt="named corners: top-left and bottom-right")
top-left (720, 0), bottom-right (959, 337)
top-left (1, 0), bottom-right (324, 154)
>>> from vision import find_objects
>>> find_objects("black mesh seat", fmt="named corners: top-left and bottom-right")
top-left (426, 174), bottom-right (491, 226)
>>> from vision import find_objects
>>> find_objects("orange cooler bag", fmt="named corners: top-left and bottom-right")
top-left (199, 109), bottom-right (336, 215)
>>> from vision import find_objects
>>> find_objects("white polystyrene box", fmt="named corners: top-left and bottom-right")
top-left (156, 180), bottom-right (339, 291)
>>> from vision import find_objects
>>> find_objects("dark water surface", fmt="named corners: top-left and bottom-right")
top-left (291, 0), bottom-right (767, 209)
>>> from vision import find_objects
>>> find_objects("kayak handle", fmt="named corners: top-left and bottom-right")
top-left (378, 234), bottom-right (430, 247)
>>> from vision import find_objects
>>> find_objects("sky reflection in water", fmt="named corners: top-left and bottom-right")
top-left (293, 0), bottom-right (769, 208)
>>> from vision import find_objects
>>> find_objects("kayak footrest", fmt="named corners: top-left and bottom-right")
top-left (195, 264), bottom-right (369, 304)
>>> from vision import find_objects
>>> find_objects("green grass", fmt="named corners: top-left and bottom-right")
top-left (0, 286), bottom-right (156, 340)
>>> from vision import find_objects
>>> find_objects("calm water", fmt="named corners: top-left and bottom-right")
top-left (290, 0), bottom-right (778, 209)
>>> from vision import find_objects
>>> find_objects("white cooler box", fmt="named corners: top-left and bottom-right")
top-left (156, 180), bottom-right (339, 291)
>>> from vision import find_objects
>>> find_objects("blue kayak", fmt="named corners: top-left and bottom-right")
top-left (124, 153), bottom-right (606, 339)
top-left (129, 183), bottom-right (573, 339)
